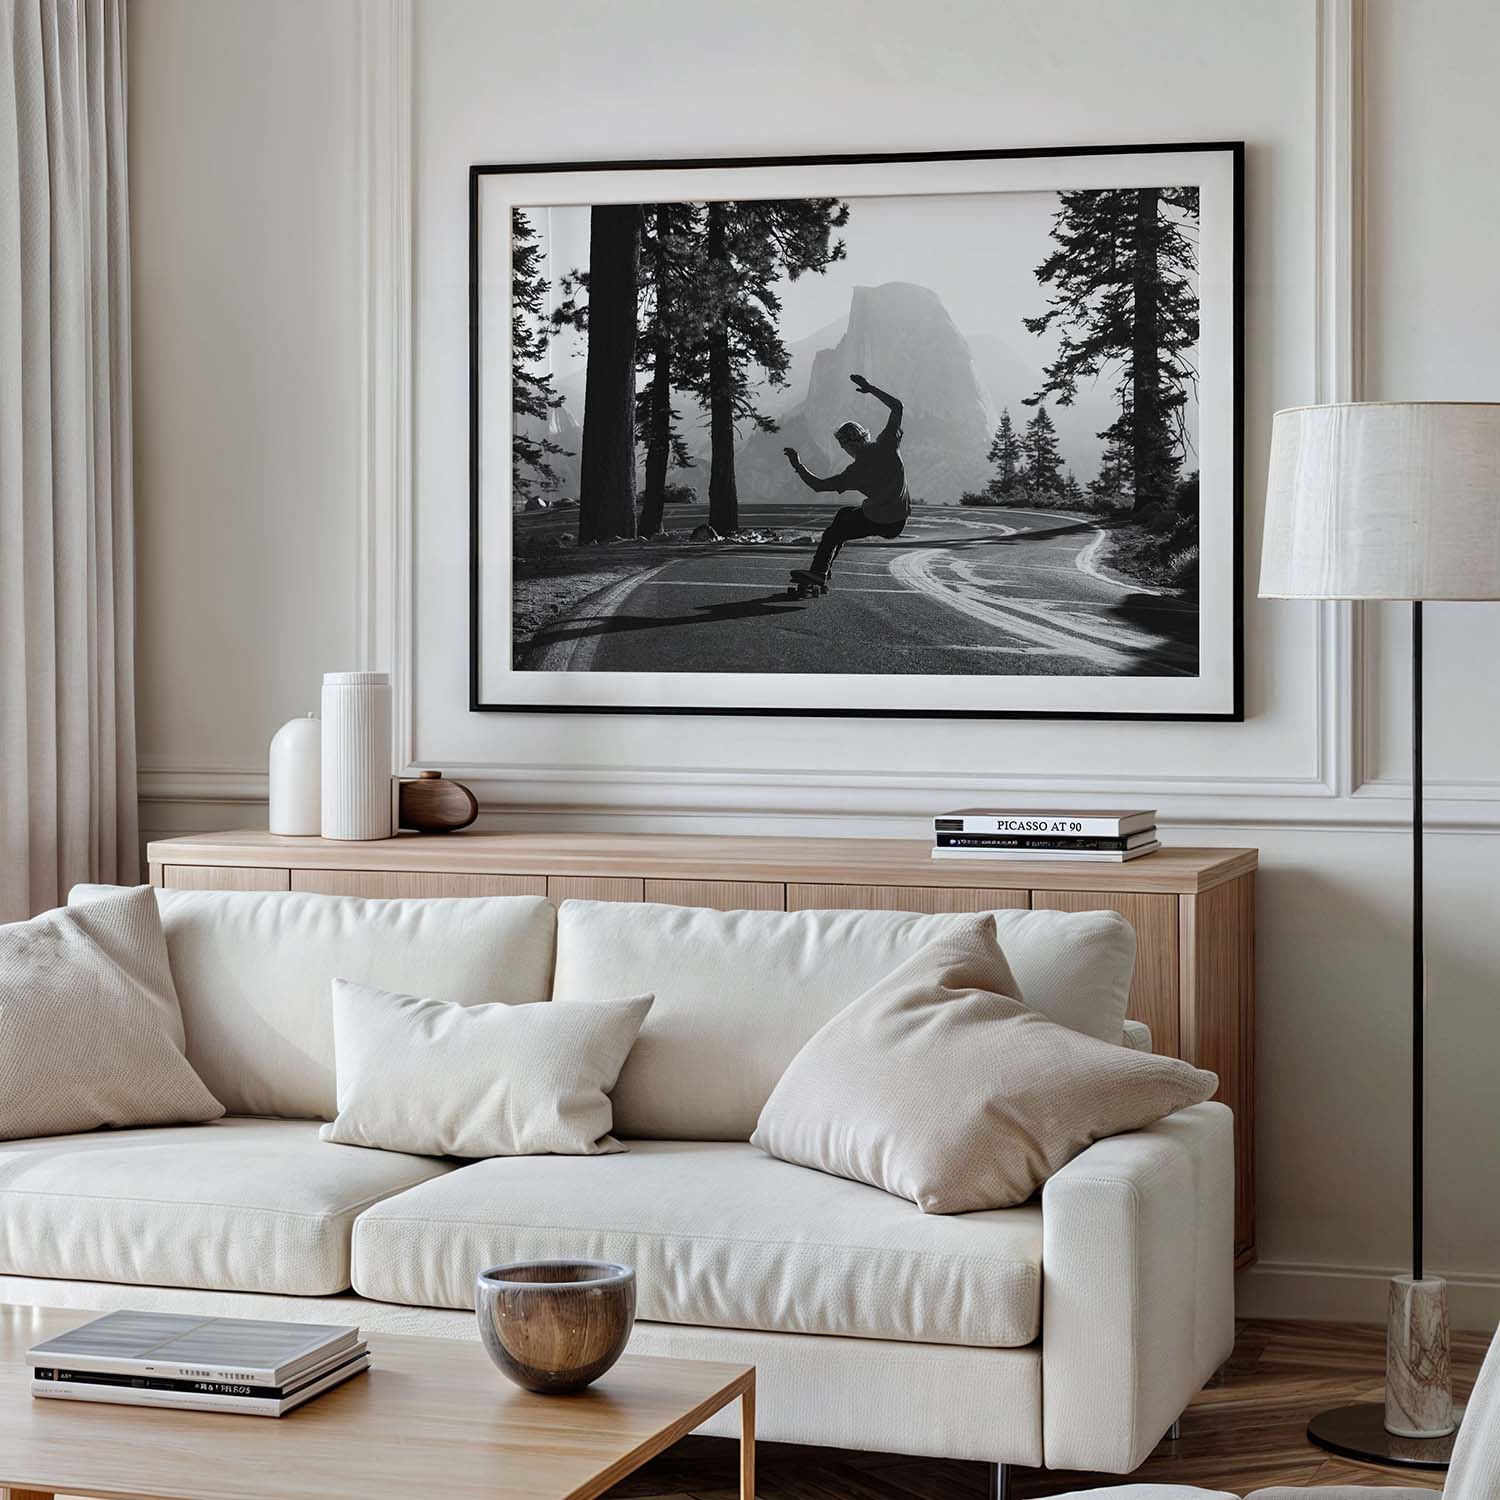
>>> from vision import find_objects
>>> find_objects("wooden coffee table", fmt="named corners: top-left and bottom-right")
top-left (0, 1306), bottom-right (754, 1500)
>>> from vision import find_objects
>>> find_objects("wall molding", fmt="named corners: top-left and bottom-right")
top-left (136, 762), bottom-right (1500, 834)
top-left (356, 0), bottom-right (1363, 818)
top-left (1314, 0), bottom-right (1365, 800)
top-left (355, 0), bottom-right (414, 771)
top-left (1239, 1258), bottom-right (1500, 1332)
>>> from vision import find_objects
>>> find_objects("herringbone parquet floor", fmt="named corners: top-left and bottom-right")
top-left (609, 1319), bottom-right (1490, 1499)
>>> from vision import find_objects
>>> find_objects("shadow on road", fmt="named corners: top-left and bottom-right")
top-left (528, 591), bottom-right (807, 654)
top-left (1102, 593), bottom-right (1199, 676)
top-left (893, 519), bottom-right (1101, 551)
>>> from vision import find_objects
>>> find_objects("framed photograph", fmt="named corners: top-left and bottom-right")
top-left (471, 142), bottom-right (1242, 720)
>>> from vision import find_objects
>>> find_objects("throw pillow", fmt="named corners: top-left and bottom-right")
top-left (319, 979), bottom-right (653, 1158)
top-left (751, 916), bottom-right (1217, 1213)
top-left (0, 886), bottom-right (225, 1141)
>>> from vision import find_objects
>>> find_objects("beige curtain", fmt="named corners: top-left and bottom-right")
top-left (0, 0), bottom-right (137, 922)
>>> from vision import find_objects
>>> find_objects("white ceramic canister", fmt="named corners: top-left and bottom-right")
top-left (320, 671), bottom-right (393, 840)
top-left (268, 713), bottom-right (321, 835)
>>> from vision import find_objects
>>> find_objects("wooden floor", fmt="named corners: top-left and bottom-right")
top-left (610, 1319), bottom-right (1490, 1498)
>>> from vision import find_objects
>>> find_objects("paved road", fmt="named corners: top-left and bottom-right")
top-left (527, 504), bottom-right (1197, 677)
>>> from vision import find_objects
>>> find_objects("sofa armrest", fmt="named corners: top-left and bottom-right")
top-left (1042, 1101), bottom-right (1236, 1473)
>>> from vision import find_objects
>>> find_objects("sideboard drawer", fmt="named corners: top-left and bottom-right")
top-left (546, 876), bottom-right (644, 903)
top-left (642, 879), bottom-right (784, 910)
top-left (787, 883), bottom-right (1028, 913)
top-left (161, 864), bottom-right (290, 892)
top-left (290, 870), bottom-right (546, 899)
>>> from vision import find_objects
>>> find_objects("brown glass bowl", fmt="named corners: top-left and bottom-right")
top-left (476, 1260), bottom-right (636, 1394)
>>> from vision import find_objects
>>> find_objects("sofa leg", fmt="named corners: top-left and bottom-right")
top-left (1167, 1417), bottom-right (1182, 1441)
top-left (987, 1463), bottom-right (1011, 1500)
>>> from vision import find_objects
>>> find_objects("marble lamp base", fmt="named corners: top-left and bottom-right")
top-left (1386, 1275), bottom-right (1456, 1439)
top-left (1307, 1275), bottom-right (1458, 1471)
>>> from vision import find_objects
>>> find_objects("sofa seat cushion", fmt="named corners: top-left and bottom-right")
top-left (0, 1117), bottom-right (453, 1295)
top-left (352, 1140), bottom-right (1042, 1348)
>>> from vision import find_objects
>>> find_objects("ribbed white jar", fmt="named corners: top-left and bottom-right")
top-left (320, 671), bottom-right (393, 840)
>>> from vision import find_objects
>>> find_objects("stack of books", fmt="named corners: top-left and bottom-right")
top-left (29, 1310), bottom-right (369, 1417)
top-left (932, 808), bottom-right (1160, 863)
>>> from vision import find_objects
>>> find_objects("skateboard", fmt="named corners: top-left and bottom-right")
top-left (787, 569), bottom-right (829, 599)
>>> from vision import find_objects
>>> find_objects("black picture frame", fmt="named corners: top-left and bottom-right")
top-left (470, 141), bottom-right (1244, 722)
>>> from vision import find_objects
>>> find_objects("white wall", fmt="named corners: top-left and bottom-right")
top-left (130, 0), bottom-right (1500, 1326)
top-left (130, 0), bottom-right (362, 817)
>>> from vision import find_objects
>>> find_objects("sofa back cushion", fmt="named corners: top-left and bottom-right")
top-left (552, 900), bottom-right (1135, 1140)
top-left (71, 886), bottom-right (556, 1120)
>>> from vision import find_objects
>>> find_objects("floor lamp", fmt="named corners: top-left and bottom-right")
top-left (1260, 401), bottom-right (1500, 1469)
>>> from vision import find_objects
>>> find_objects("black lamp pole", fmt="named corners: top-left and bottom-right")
top-left (1306, 597), bottom-right (1457, 1470)
top-left (1411, 600), bottom-right (1424, 1285)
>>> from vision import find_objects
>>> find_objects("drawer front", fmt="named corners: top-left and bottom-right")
top-left (161, 864), bottom-right (290, 892)
top-left (786, 883), bottom-right (1028, 914)
top-left (642, 879), bottom-right (784, 911)
top-left (290, 870), bottom-right (546, 899)
top-left (1031, 890), bottom-right (1180, 1054)
top-left (546, 876), bottom-right (645, 904)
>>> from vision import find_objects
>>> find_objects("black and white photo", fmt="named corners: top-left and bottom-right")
top-left (472, 145), bottom-right (1242, 718)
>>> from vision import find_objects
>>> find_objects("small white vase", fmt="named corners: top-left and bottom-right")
top-left (268, 714), bottom-right (321, 835)
top-left (320, 671), bottom-right (393, 841)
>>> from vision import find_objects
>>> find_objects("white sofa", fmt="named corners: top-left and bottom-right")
top-left (0, 888), bottom-right (1235, 1486)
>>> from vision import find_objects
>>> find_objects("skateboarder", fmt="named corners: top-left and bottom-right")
top-left (783, 373), bottom-right (910, 589)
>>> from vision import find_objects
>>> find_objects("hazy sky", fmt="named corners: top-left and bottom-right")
top-left (521, 188), bottom-right (1199, 479)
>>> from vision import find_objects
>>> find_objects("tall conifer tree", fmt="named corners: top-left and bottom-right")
top-left (685, 198), bottom-right (849, 533)
top-left (1020, 405), bottom-right (1064, 494)
top-left (987, 408), bottom-right (1022, 498)
top-left (511, 211), bottom-right (566, 503)
top-left (636, 203), bottom-right (702, 535)
top-left (1023, 187), bottom-right (1199, 511)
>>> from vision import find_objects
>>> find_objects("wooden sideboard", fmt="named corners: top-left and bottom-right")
top-left (147, 830), bottom-right (1257, 1264)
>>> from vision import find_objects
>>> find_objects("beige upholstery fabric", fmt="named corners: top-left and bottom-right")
top-left (754, 919), bottom-right (1217, 1213)
top-left (1049, 1489), bottom-right (1237, 1499)
top-left (1445, 1318), bottom-right (1500, 1500)
top-left (553, 899), bottom-right (1137, 1138)
top-left (1122, 1018), bottom-right (1154, 1052)
top-left (1245, 1491), bottom-right (1434, 1499)
top-left (320, 981), bottom-right (651, 1157)
top-left (352, 1138), bottom-right (1042, 1347)
top-left (0, 1117), bottom-right (452, 1295)
top-left (0, 1277), bottom-right (1045, 1468)
top-left (1042, 1102), bottom-right (1237, 1472)
top-left (70, 885), bottom-right (557, 1119)
top-left (0, 887), bottom-right (223, 1140)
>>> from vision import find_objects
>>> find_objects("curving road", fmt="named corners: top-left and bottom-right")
top-left (526, 504), bottom-right (1197, 677)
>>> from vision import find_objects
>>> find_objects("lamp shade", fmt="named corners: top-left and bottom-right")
top-left (1260, 402), bottom-right (1500, 600)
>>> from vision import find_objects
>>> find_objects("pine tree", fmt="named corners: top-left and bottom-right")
top-left (986, 409), bottom-right (1021, 498)
top-left (636, 203), bottom-right (701, 536)
top-left (1063, 469), bottom-right (1084, 502)
top-left (1089, 429), bottom-right (1133, 506)
top-left (573, 204), bottom-right (643, 544)
top-left (1023, 187), bottom-right (1199, 511)
top-left (684, 198), bottom-right (849, 534)
top-left (1019, 406), bottom-right (1064, 495)
top-left (510, 211), bottom-right (567, 503)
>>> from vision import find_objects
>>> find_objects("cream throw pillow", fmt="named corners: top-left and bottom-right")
top-left (0, 886), bottom-right (225, 1141)
top-left (751, 916), bottom-right (1217, 1213)
top-left (319, 980), bottom-right (652, 1158)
